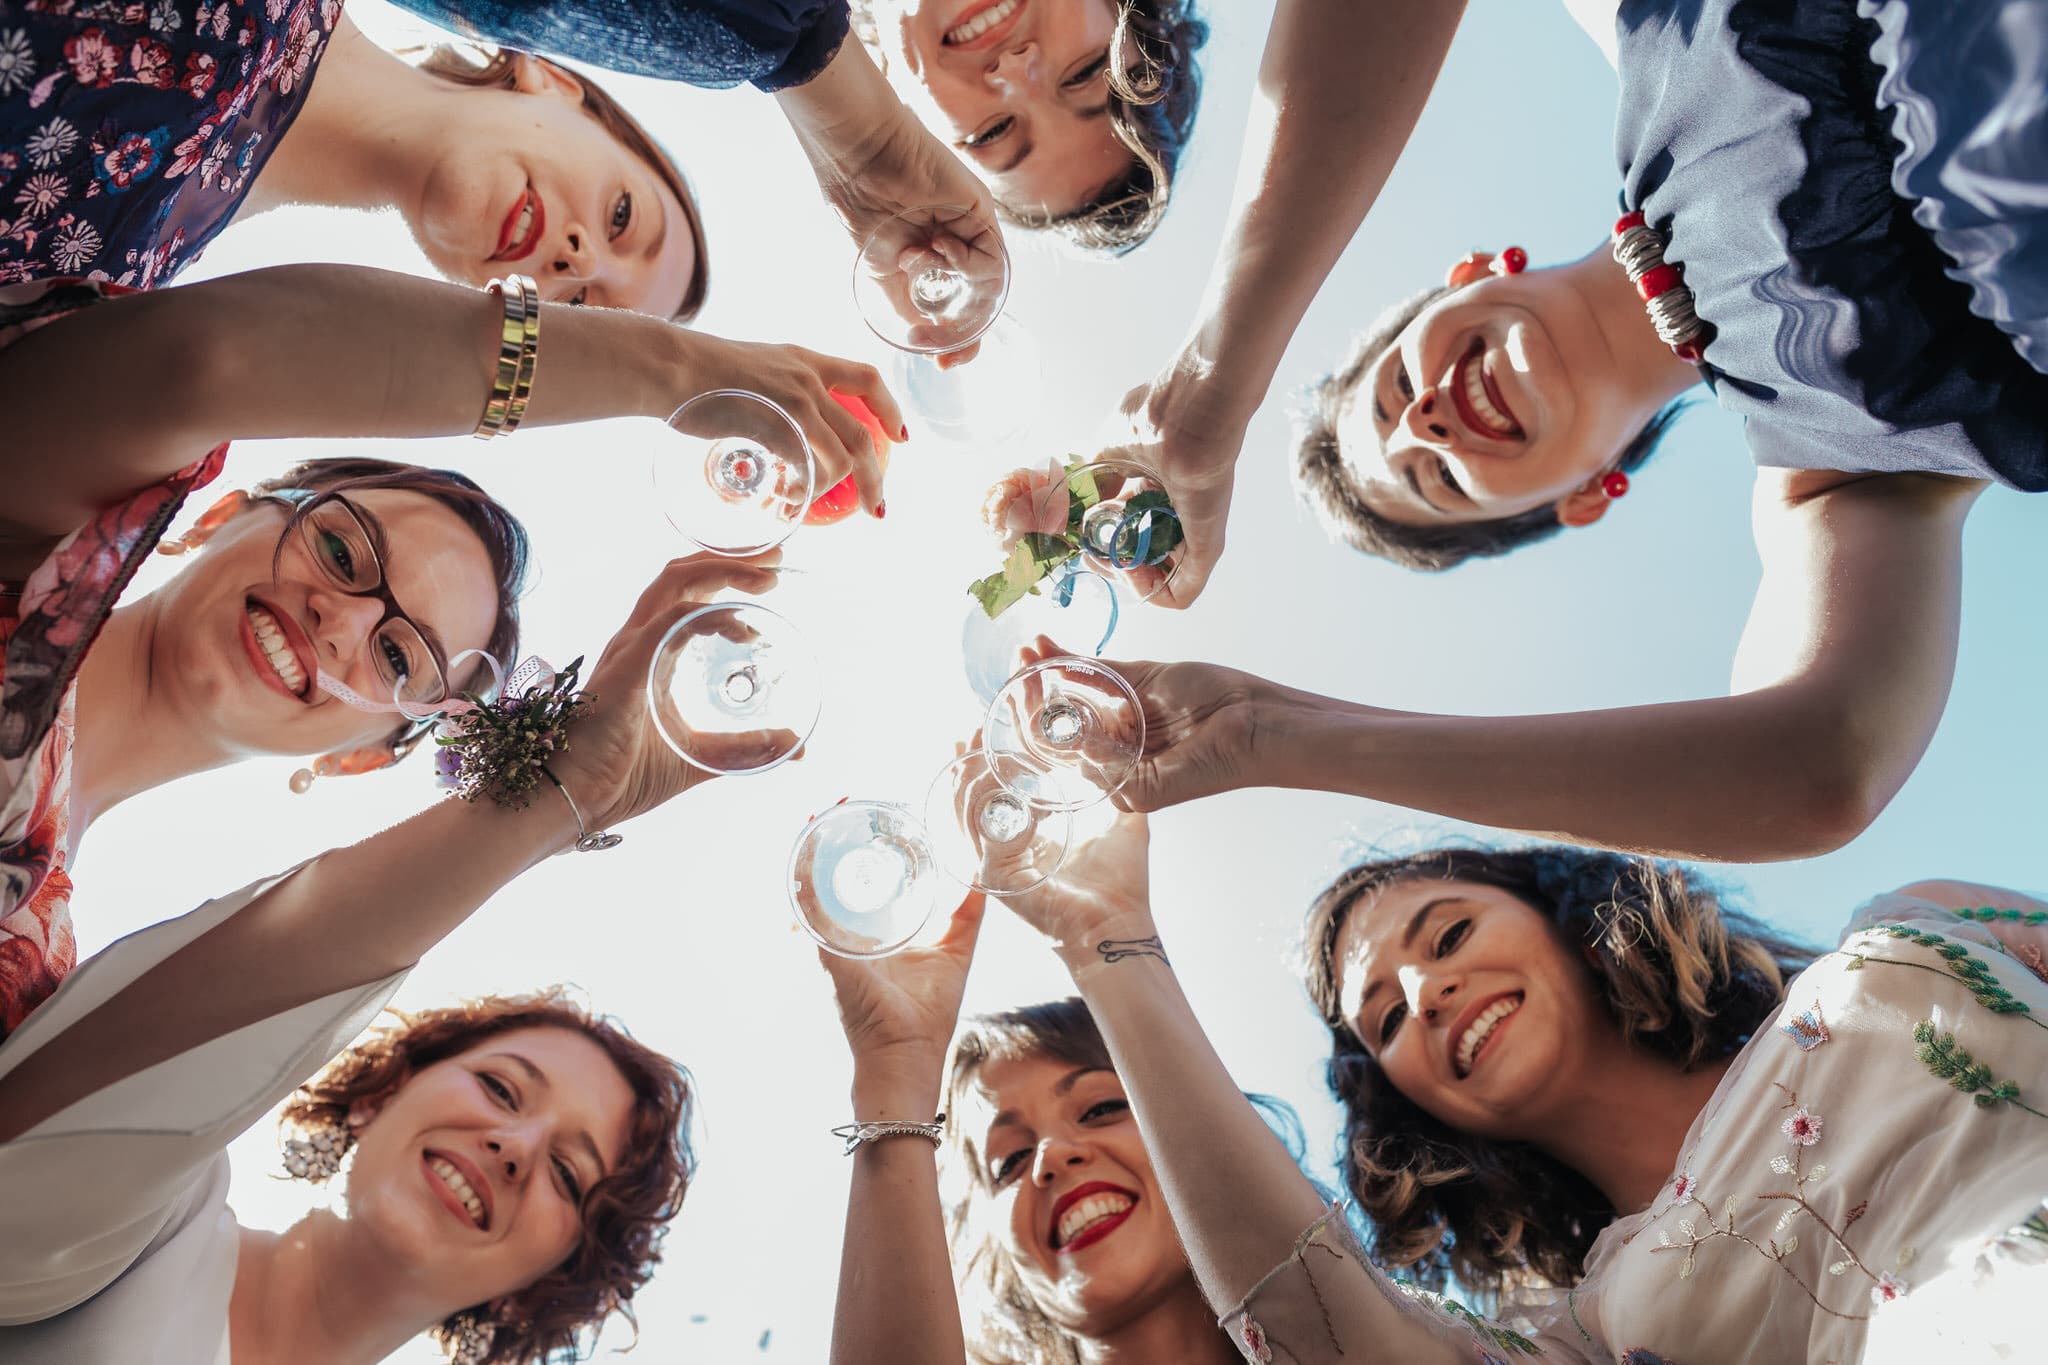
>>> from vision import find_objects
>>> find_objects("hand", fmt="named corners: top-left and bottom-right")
top-left (816, 889), bottom-right (989, 1076)
top-left (997, 810), bottom-right (1154, 961)
top-left (1090, 653), bottom-right (1310, 812)
top-left (1094, 360), bottom-right (1255, 609)
top-left (544, 552), bottom-right (798, 830)
top-left (672, 331), bottom-right (904, 516)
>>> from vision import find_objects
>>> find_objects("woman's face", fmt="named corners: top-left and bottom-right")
top-left (1332, 879), bottom-right (1609, 1140)
top-left (344, 1025), bottom-right (637, 1312)
top-left (144, 490), bottom-right (498, 759)
top-left (1334, 267), bottom-right (1654, 527)
top-left (412, 59), bottom-right (699, 317)
top-left (868, 0), bottom-right (1133, 219)
top-left (961, 1054), bottom-right (1190, 1335)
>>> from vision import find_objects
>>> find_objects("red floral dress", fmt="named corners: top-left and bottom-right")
top-left (0, 277), bottom-right (223, 1036)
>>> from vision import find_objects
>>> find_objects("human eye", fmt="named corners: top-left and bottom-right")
top-left (553, 1155), bottom-right (585, 1203)
top-left (992, 1148), bottom-right (1029, 1184)
top-left (480, 1073), bottom-right (516, 1107)
top-left (1435, 917), bottom-right (1472, 956)
top-left (1063, 51), bottom-right (1109, 88)
top-left (317, 528), bottom-right (355, 580)
top-left (961, 116), bottom-right (1015, 150)
top-left (376, 632), bottom-right (413, 682)
top-left (608, 191), bottom-right (631, 240)
top-left (1396, 359), bottom-right (1414, 402)
top-left (1082, 1098), bottom-right (1129, 1122)
top-left (1435, 456), bottom-right (1465, 499)
top-left (567, 286), bottom-right (588, 306)
top-left (1378, 1001), bottom-right (1407, 1047)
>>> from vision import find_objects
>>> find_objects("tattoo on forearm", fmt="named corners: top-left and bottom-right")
top-left (1097, 936), bottom-right (1170, 966)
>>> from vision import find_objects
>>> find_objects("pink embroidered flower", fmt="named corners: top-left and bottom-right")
top-left (273, 7), bottom-right (318, 93)
top-left (981, 460), bottom-right (1071, 552)
top-left (128, 36), bottom-right (175, 87)
top-left (1781, 1106), bottom-right (1823, 1147)
top-left (1235, 1315), bottom-right (1274, 1364)
top-left (1670, 1172), bottom-right (1695, 1203)
top-left (62, 28), bottom-right (122, 86)
top-left (1870, 1272), bottom-right (1908, 1306)
top-left (166, 122), bottom-right (216, 178)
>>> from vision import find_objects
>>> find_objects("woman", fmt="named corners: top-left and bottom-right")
top-left (853, 0), bottom-right (1209, 254)
top-left (814, 889), bottom-right (1246, 1363)
top-left (979, 814), bottom-right (2048, 1362)
top-left (0, 548), bottom-right (785, 1361)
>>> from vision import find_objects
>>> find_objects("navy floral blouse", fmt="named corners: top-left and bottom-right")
top-left (0, 0), bottom-right (341, 288)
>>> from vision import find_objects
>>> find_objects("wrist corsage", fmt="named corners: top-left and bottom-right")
top-left (433, 656), bottom-right (595, 811)
top-left (968, 456), bottom-right (1183, 619)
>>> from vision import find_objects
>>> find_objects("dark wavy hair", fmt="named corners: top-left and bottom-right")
top-left (1292, 282), bottom-right (1688, 571)
top-left (281, 988), bottom-right (697, 1365)
top-left (249, 456), bottom-right (531, 756)
top-left (940, 996), bottom-right (1294, 1364)
top-left (1300, 845), bottom-right (1815, 1303)
top-left (414, 45), bottom-right (710, 323)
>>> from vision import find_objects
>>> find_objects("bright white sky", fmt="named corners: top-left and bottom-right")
top-left (74, 0), bottom-right (2048, 1359)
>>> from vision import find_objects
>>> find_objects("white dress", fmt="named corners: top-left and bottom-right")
top-left (0, 867), bottom-right (408, 1364)
top-left (1220, 892), bottom-right (2048, 1365)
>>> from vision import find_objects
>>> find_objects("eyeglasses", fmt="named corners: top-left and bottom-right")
top-left (271, 494), bottom-right (450, 709)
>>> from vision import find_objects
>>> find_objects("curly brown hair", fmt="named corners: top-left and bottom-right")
top-left (1301, 845), bottom-right (1814, 1304)
top-left (280, 988), bottom-right (696, 1365)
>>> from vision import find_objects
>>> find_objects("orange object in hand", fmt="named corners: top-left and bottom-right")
top-left (805, 392), bottom-right (894, 525)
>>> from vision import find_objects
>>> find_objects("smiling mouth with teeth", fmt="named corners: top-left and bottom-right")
top-left (428, 1155), bottom-right (489, 1230)
top-left (1454, 993), bottom-right (1522, 1079)
top-left (246, 601), bottom-right (308, 697)
top-left (1454, 343), bottom-right (1523, 441)
top-left (1050, 1184), bottom-right (1137, 1253)
top-left (944, 0), bottom-right (1021, 45)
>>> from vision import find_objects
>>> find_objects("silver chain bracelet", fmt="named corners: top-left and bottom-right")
top-left (832, 1112), bottom-right (945, 1156)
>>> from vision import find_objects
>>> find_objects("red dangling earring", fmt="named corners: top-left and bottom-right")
top-left (1602, 471), bottom-right (1631, 499)
top-left (1496, 246), bottom-right (1528, 275)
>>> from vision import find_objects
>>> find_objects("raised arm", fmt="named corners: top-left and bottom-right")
top-left (0, 552), bottom-right (784, 1143)
top-left (1107, 471), bottom-right (1984, 861)
top-left (996, 814), bottom-right (1539, 1364)
top-left (0, 266), bottom-right (899, 536)
top-left (1110, 0), bottom-right (1470, 606)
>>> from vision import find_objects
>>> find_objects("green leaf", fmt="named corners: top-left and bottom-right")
top-left (1117, 489), bottom-right (1185, 560)
top-left (1007, 533), bottom-right (1077, 584)
top-left (968, 569), bottom-right (1032, 620)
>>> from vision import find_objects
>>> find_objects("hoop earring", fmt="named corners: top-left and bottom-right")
top-left (449, 1313), bottom-right (496, 1365)
top-left (281, 1116), bottom-right (354, 1181)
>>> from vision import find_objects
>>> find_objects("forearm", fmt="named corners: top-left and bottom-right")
top-left (0, 790), bottom-right (575, 1142)
top-left (1256, 682), bottom-right (1887, 862)
top-left (773, 38), bottom-right (899, 154)
top-left (830, 1056), bottom-right (966, 1365)
top-left (1056, 925), bottom-right (1469, 1362)
top-left (0, 265), bottom-right (682, 530)
top-left (1174, 0), bottom-right (1469, 416)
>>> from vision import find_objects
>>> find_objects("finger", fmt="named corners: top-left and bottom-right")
top-left (626, 550), bottom-right (784, 630)
top-left (824, 365), bottom-right (907, 446)
top-left (817, 395), bottom-right (886, 516)
top-left (936, 889), bottom-right (989, 954)
top-left (934, 340), bottom-right (981, 371)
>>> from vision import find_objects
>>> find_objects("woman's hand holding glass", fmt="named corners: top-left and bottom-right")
top-left (995, 809), bottom-right (1157, 971)
top-left (818, 889), bottom-right (988, 1091)
top-left (1080, 653), bottom-right (1315, 813)
top-left (540, 551), bottom-right (798, 835)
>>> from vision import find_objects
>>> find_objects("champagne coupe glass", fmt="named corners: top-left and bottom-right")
top-left (789, 800), bottom-right (946, 958)
top-left (960, 560), bottom-right (1116, 703)
top-left (853, 206), bottom-right (1011, 356)
top-left (646, 601), bottom-right (821, 776)
top-left (923, 748), bottom-right (1069, 895)
top-left (651, 389), bottom-right (816, 556)
top-left (1066, 457), bottom-right (1183, 600)
top-left (984, 656), bottom-right (1147, 813)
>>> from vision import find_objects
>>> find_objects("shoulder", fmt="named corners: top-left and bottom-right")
top-left (1751, 467), bottom-right (1983, 555)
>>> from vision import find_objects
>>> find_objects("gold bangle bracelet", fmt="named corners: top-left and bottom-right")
top-left (474, 276), bottom-right (531, 439)
top-left (501, 275), bottom-right (541, 435)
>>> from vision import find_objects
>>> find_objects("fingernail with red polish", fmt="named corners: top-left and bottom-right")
top-left (873, 501), bottom-right (888, 519)
top-left (898, 424), bottom-right (910, 441)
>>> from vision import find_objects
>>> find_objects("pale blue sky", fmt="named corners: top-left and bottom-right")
top-left (74, 0), bottom-right (2046, 1358)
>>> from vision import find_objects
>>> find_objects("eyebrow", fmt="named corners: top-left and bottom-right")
top-left (349, 502), bottom-right (453, 678)
top-left (984, 1065), bottom-right (1108, 1141)
top-left (502, 1051), bottom-right (612, 1180)
top-left (1355, 897), bottom-right (1457, 1025)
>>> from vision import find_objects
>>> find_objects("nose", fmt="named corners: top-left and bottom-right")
top-left (1402, 387), bottom-right (1453, 445)
top-left (1403, 966), bottom-right (1460, 1023)
top-left (305, 585), bottom-right (386, 665)
top-left (548, 225), bottom-right (595, 281)
top-left (1030, 1134), bottom-right (1091, 1187)
top-left (484, 1133), bottom-right (528, 1184)
top-left (986, 43), bottom-right (1042, 96)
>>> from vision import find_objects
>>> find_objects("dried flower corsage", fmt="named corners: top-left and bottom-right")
top-left (968, 456), bottom-right (1182, 619)
top-left (434, 656), bottom-right (594, 810)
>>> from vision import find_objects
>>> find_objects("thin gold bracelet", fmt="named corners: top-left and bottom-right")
top-left (474, 276), bottom-right (535, 439)
top-left (502, 275), bottom-right (540, 435)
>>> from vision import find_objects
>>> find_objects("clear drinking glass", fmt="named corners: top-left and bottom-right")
top-left (788, 800), bottom-right (946, 958)
top-left (984, 655), bottom-right (1147, 813)
top-left (651, 389), bottom-right (815, 556)
top-left (646, 602), bottom-right (820, 776)
top-left (923, 748), bottom-right (1070, 895)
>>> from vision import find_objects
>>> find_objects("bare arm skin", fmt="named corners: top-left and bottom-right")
top-left (0, 266), bottom-right (900, 538)
top-left (1112, 471), bottom-right (1984, 860)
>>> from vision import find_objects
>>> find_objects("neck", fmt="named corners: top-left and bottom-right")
top-left (1559, 240), bottom-right (1704, 415)
top-left (1529, 1038), bottom-right (1731, 1217)
top-left (70, 599), bottom-right (231, 830)
top-left (1078, 1275), bottom-right (1238, 1365)
top-left (233, 1211), bottom-right (451, 1365)
top-left (241, 16), bottom-right (443, 220)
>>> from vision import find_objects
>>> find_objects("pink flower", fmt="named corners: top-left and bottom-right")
top-left (1870, 1272), bottom-right (1907, 1306)
top-left (128, 36), bottom-right (174, 87)
top-left (1235, 1315), bottom-right (1274, 1364)
top-left (1781, 1106), bottom-right (1822, 1147)
top-left (981, 460), bottom-right (1071, 552)
top-left (1671, 1172), bottom-right (1695, 1203)
top-left (62, 28), bottom-right (121, 85)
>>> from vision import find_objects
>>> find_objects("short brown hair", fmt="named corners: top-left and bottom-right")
top-left (414, 45), bottom-right (710, 323)
top-left (282, 988), bottom-right (696, 1365)
top-left (1293, 285), bottom-right (1687, 571)
top-left (1301, 845), bottom-right (1814, 1303)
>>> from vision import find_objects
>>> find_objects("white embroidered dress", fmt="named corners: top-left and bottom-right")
top-left (1221, 892), bottom-right (2048, 1365)
top-left (0, 868), bottom-right (409, 1363)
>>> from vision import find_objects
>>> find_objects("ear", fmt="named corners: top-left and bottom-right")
top-left (507, 52), bottom-right (585, 102)
top-left (345, 1095), bottom-right (386, 1132)
top-left (1445, 252), bottom-right (1495, 289)
top-left (1554, 477), bottom-right (1613, 528)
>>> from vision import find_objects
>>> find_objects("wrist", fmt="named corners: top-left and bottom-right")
top-left (851, 1049), bottom-right (946, 1120)
top-left (1053, 913), bottom-right (1167, 981)
top-left (774, 39), bottom-right (895, 147)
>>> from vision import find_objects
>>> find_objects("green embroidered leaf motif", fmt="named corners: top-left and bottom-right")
top-left (1911, 1019), bottom-right (2048, 1120)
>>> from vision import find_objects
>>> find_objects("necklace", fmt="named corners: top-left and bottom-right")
top-left (1611, 210), bottom-right (1711, 362)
